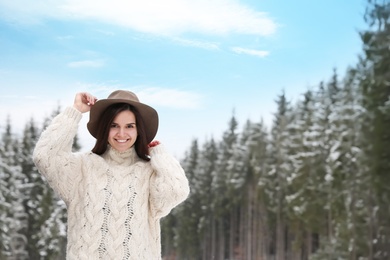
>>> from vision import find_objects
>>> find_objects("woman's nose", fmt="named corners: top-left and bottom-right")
top-left (117, 127), bottom-right (126, 136)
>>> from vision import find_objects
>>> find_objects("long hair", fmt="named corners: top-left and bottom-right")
top-left (91, 103), bottom-right (150, 161)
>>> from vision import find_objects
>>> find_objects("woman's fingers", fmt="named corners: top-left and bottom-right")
top-left (74, 92), bottom-right (97, 113)
top-left (148, 140), bottom-right (161, 148)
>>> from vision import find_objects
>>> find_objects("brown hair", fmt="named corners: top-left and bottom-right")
top-left (91, 103), bottom-right (150, 161)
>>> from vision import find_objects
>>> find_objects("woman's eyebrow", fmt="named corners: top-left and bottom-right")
top-left (112, 122), bottom-right (136, 125)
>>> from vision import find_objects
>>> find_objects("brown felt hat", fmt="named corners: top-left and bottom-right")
top-left (87, 90), bottom-right (159, 143)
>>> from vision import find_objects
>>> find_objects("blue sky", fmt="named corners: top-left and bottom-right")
top-left (0, 0), bottom-right (366, 157)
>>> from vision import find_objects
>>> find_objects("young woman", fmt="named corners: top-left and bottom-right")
top-left (33, 90), bottom-right (190, 259)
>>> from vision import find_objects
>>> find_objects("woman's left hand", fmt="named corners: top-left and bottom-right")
top-left (148, 140), bottom-right (161, 148)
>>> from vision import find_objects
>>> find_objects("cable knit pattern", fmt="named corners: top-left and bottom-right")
top-left (32, 106), bottom-right (190, 260)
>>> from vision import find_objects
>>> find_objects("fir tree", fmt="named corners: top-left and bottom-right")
top-left (334, 68), bottom-right (368, 257)
top-left (213, 113), bottom-right (239, 260)
top-left (0, 119), bottom-right (12, 259)
top-left (245, 119), bottom-right (270, 259)
top-left (19, 118), bottom-right (45, 260)
top-left (0, 117), bottom-right (29, 260)
top-left (359, 0), bottom-right (390, 257)
top-left (283, 89), bottom-right (323, 258)
top-left (171, 139), bottom-right (202, 259)
top-left (196, 138), bottom-right (218, 260)
top-left (266, 91), bottom-right (292, 259)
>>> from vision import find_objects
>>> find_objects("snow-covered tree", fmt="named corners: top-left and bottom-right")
top-left (0, 117), bottom-right (29, 260)
top-left (358, 0), bottom-right (390, 257)
top-left (265, 91), bottom-right (293, 260)
top-left (169, 139), bottom-right (202, 259)
top-left (196, 138), bottom-right (218, 260)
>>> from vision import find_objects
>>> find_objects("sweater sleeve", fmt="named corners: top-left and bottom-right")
top-left (148, 144), bottom-right (190, 219)
top-left (33, 106), bottom-right (83, 204)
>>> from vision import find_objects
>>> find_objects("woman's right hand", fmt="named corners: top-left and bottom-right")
top-left (73, 92), bottom-right (97, 113)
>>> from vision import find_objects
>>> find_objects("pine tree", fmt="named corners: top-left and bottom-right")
top-left (212, 114), bottom-right (239, 260)
top-left (19, 118), bottom-right (45, 260)
top-left (335, 68), bottom-right (368, 258)
top-left (265, 91), bottom-right (293, 259)
top-left (322, 70), bottom-right (346, 257)
top-left (234, 119), bottom-right (270, 259)
top-left (171, 139), bottom-right (202, 259)
top-left (245, 119), bottom-right (270, 259)
top-left (196, 138), bottom-right (218, 260)
top-left (359, 0), bottom-right (390, 257)
top-left (228, 121), bottom-right (251, 260)
top-left (0, 117), bottom-right (29, 260)
top-left (0, 119), bottom-right (12, 259)
top-left (282, 89), bottom-right (323, 258)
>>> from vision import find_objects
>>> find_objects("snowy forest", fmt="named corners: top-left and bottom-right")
top-left (1, 1), bottom-right (390, 259)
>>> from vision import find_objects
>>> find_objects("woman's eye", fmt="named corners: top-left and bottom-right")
top-left (111, 124), bottom-right (118, 128)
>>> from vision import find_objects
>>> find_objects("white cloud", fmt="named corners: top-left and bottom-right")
top-left (72, 84), bottom-right (203, 109)
top-left (171, 37), bottom-right (220, 50)
top-left (0, 0), bottom-right (277, 37)
top-left (67, 60), bottom-right (105, 68)
top-left (231, 47), bottom-right (269, 58)
top-left (137, 87), bottom-right (202, 109)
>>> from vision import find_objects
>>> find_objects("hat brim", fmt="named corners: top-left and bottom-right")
top-left (87, 98), bottom-right (159, 143)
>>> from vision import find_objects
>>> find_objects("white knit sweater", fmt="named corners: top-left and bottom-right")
top-left (33, 107), bottom-right (190, 260)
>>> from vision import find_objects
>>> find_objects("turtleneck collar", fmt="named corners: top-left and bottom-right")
top-left (102, 145), bottom-right (140, 167)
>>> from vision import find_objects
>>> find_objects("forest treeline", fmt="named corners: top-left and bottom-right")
top-left (1, 0), bottom-right (390, 259)
top-left (161, 1), bottom-right (390, 259)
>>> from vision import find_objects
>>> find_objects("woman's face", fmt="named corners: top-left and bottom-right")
top-left (108, 110), bottom-right (138, 152)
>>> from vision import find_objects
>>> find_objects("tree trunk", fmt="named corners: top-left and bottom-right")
top-left (247, 184), bottom-right (253, 260)
top-left (202, 218), bottom-right (211, 260)
top-left (229, 207), bottom-right (236, 260)
top-left (218, 219), bottom-right (225, 260)
top-left (327, 188), bottom-right (333, 259)
top-left (368, 186), bottom-right (374, 260)
top-left (276, 210), bottom-right (285, 260)
top-left (305, 230), bottom-right (312, 260)
top-left (239, 204), bottom-right (245, 260)
top-left (211, 217), bottom-right (216, 260)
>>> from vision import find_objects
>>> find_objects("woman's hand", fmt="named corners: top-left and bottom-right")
top-left (73, 92), bottom-right (97, 113)
top-left (148, 140), bottom-right (161, 148)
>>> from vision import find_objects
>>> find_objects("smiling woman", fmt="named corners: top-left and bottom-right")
top-left (32, 90), bottom-right (190, 259)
